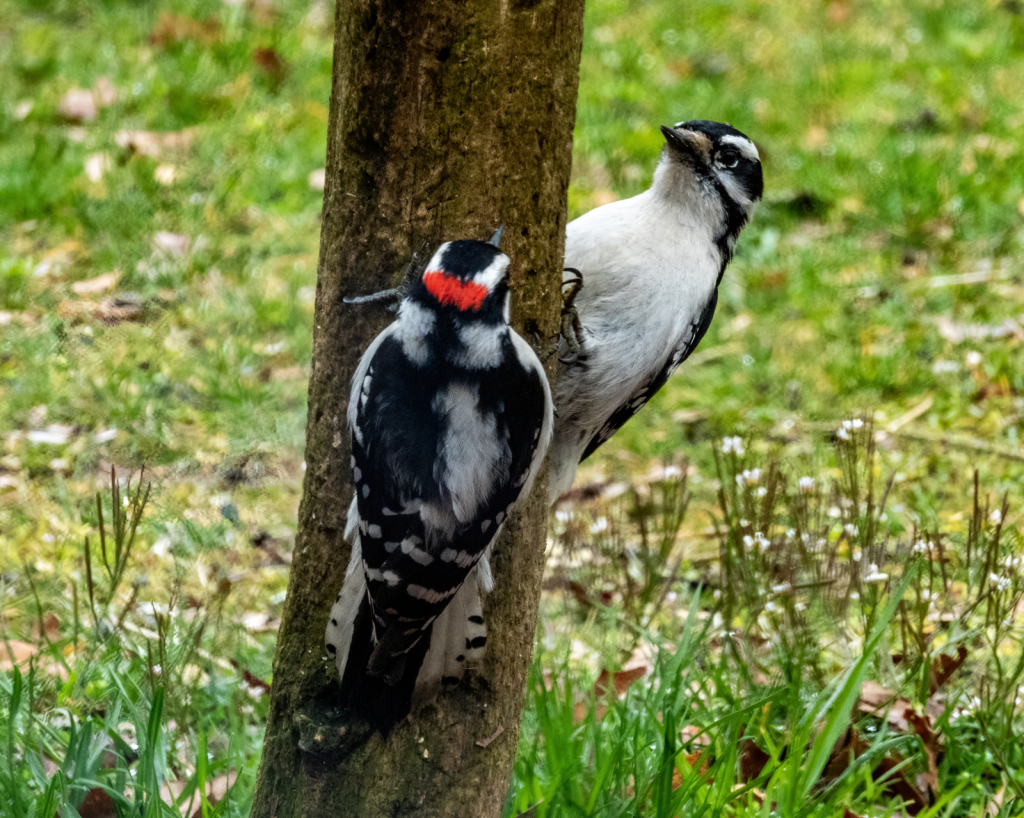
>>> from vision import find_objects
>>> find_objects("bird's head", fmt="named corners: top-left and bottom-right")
top-left (417, 239), bottom-right (511, 322)
top-left (655, 120), bottom-right (763, 243)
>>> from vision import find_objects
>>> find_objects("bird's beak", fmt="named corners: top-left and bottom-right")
top-left (487, 225), bottom-right (504, 248)
top-left (660, 125), bottom-right (711, 161)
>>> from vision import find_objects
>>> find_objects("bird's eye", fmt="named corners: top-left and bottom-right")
top-left (717, 148), bottom-right (740, 168)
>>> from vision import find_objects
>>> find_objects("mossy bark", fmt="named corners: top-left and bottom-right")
top-left (248, 1), bottom-right (585, 816)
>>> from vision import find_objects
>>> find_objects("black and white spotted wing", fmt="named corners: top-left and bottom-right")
top-left (348, 329), bottom-right (548, 681)
top-left (580, 289), bottom-right (719, 462)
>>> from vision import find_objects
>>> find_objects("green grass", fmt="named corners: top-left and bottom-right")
top-left (2, 0), bottom-right (1024, 814)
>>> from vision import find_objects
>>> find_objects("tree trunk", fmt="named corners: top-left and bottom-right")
top-left (249, 1), bottom-right (585, 816)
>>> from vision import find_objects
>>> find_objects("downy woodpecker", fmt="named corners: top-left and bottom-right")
top-left (548, 120), bottom-right (763, 502)
top-left (325, 237), bottom-right (553, 729)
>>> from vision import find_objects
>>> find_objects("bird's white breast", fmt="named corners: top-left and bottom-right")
top-left (559, 189), bottom-right (721, 431)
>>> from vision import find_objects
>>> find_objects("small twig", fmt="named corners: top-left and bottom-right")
top-left (884, 394), bottom-right (934, 433)
top-left (475, 725), bottom-right (504, 748)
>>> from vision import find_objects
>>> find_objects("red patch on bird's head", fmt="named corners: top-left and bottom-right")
top-left (422, 270), bottom-right (489, 312)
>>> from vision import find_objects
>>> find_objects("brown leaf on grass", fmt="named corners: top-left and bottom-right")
top-left (153, 232), bottom-right (191, 257)
top-left (904, 709), bottom-right (940, 796)
top-left (58, 295), bottom-right (147, 325)
top-left (93, 76), bottom-right (117, 108)
top-left (739, 737), bottom-right (771, 782)
top-left (823, 728), bottom-right (928, 814)
top-left (71, 271), bottom-right (120, 295)
top-left (253, 47), bottom-right (286, 81)
top-left (150, 13), bottom-right (221, 47)
top-left (573, 666), bottom-right (647, 722)
top-left (84, 153), bottom-right (113, 183)
top-left (77, 787), bottom-right (116, 818)
top-left (0, 640), bottom-right (38, 670)
top-left (594, 666), bottom-right (646, 697)
top-left (34, 612), bottom-right (61, 642)
top-left (33, 240), bottom-right (82, 277)
top-left (115, 128), bottom-right (198, 158)
top-left (58, 88), bottom-right (97, 122)
top-left (930, 645), bottom-right (968, 695)
top-left (161, 771), bottom-right (237, 818)
top-left (859, 680), bottom-right (912, 731)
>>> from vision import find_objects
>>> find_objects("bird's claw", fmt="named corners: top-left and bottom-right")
top-left (559, 268), bottom-right (584, 363)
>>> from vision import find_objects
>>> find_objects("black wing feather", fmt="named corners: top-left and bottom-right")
top-left (581, 289), bottom-right (718, 462)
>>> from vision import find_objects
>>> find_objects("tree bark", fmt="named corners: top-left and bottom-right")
top-left (249, 2), bottom-right (585, 816)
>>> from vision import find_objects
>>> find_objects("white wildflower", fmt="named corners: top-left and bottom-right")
top-left (736, 467), bottom-right (762, 487)
top-left (755, 486), bottom-right (767, 498)
top-left (851, 546), bottom-right (863, 563)
top-left (837, 418), bottom-right (864, 441)
top-left (742, 535), bottom-right (754, 550)
top-left (754, 532), bottom-right (770, 553)
top-left (912, 539), bottom-right (931, 555)
top-left (990, 509), bottom-right (1002, 525)
top-left (844, 523), bottom-right (859, 537)
top-left (589, 517), bottom-right (609, 534)
top-left (721, 436), bottom-right (744, 455)
top-left (798, 476), bottom-right (815, 494)
top-left (864, 562), bottom-right (888, 583)
top-left (771, 582), bottom-right (792, 595)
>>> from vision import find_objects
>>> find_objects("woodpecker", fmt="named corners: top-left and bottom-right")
top-left (325, 237), bottom-right (553, 730)
top-left (548, 120), bottom-right (763, 502)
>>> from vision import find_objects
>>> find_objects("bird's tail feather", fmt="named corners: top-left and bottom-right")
top-left (412, 561), bottom-right (489, 709)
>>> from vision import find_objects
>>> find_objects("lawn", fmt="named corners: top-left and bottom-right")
top-left (2, 0), bottom-right (1024, 815)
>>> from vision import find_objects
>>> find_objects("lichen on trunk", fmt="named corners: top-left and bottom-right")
top-left (248, 1), bottom-right (585, 815)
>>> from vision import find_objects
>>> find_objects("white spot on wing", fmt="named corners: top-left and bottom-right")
top-left (407, 584), bottom-right (459, 604)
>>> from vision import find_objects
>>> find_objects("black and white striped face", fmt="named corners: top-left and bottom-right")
top-left (417, 240), bottom-right (511, 323)
top-left (661, 120), bottom-right (763, 230)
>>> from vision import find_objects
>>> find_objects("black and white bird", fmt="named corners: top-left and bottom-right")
top-left (548, 120), bottom-right (763, 502)
top-left (325, 237), bottom-right (553, 730)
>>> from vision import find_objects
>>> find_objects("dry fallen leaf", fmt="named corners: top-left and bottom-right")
top-left (59, 88), bottom-right (98, 122)
top-left (85, 152), bottom-right (113, 183)
top-left (72, 271), bottom-right (120, 295)
top-left (77, 787), bottom-right (116, 818)
top-left (93, 76), bottom-right (117, 108)
top-left (153, 232), bottom-right (190, 257)
top-left (904, 708), bottom-right (940, 796)
top-left (115, 128), bottom-right (198, 158)
top-left (253, 47), bottom-right (286, 81)
top-left (930, 645), bottom-right (968, 695)
top-left (150, 12), bottom-right (221, 47)
top-left (739, 737), bottom-right (771, 782)
top-left (573, 666), bottom-right (648, 722)
top-left (0, 640), bottom-right (38, 670)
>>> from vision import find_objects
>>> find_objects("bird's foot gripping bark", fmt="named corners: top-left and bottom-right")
top-left (558, 268), bottom-right (584, 363)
